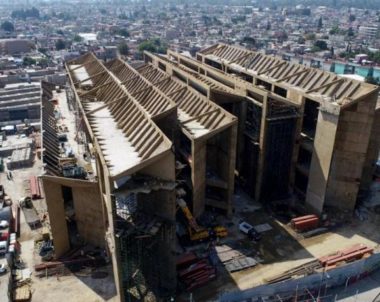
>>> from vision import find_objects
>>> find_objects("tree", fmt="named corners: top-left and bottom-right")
top-left (305, 33), bottom-right (316, 40)
top-left (38, 58), bottom-right (49, 68)
top-left (23, 57), bottom-right (36, 66)
top-left (114, 28), bottom-right (129, 38)
top-left (318, 17), bottom-right (323, 29)
top-left (365, 76), bottom-right (379, 85)
top-left (73, 35), bottom-right (83, 42)
top-left (118, 42), bottom-right (129, 56)
top-left (349, 14), bottom-right (356, 22)
top-left (55, 39), bottom-right (66, 50)
top-left (347, 27), bottom-right (354, 37)
top-left (1, 21), bottom-right (14, 32)
top-left (138, 38), bottom-right (167, 54)
top-left (314, 40), bottom-right (328, 50)
top-left (242, 36), bottom-right (256, 46)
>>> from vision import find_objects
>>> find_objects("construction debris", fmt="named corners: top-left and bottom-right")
top-left (177, 252), bottom-right (216, 291)
top-left (265, 244), bottom-right (374, 284)
top-left (210, 244), bottom-right (257, 273)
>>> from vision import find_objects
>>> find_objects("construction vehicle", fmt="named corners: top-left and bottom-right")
top-left (176, 198), bottom-right (227, 242)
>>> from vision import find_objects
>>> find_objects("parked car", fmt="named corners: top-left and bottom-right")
top-left (0, 263), bottom-right (7, 274)
top-left (0, 241), bottom-right (7, 255)
top-left (239, 221), bottom-right (262, 241)
top-left (0, 220), bottom-right (9, 229)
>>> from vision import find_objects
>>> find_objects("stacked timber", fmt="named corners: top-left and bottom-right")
top-left (291, 215), bottom-right (319, 232)
top-left (177, 252), bottom-right (216, 291)
top-left (29, 176), bottom-right (42, 199)
top-left (319, 244), bottom-right (373, 270)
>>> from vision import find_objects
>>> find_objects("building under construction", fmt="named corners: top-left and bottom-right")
top-left (165, 44), bottom-right (380, 214)
top-left (39, 44), bottom-right (380, 301)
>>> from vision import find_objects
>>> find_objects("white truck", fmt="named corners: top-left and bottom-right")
top-left (239, 221), bottom-right (262, 241)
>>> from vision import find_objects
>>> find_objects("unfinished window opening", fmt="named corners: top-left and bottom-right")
top-left (261, 116), bottom-right (297, 202)
top-left (173, 70), bottom-right (187, 84)
top-left (178, 132), bottom-right (192, 166)
top-left (245, 102), bottom-right (262, 141)
top-left (240, 138), bottom-right (259, 197)
top-left (61, 185), bottom-right (79, 248)
top-left (180, 59), bottom-right (198, 72)
top-left (274, 86), bottom-right (287, 98)
top-left (205, 130), bottom-right (231, 211)
top-left (267, 98), bottom-right (298, 119)
top-left (9, 109), bottom-right (28, 121)
top-left (144, 55), bottom-right (153, 63)
top-left (294, 169), bottom-right (308, 196)
top-left (188, 80), bottom-right (207, 96)
top-left (206, 71), bottom-right (235, 89)
top-left (302, 98), bottom-right (319, 139)
top-left (297, 147), bottom-right (312, 171)
top-left (227, 68), bottom-right (253, 83)
top-left (205, 58), bottom-right (223, 70)
top-left (158, 62), bottom-right (166, 72)
top-left (199, 68), bottom-right (205, 75)
top-left (196, 54), bottom-right (202, 62)
top-left (247, 90), bottom-right (264, 103)
top-left (256, 78), bottom-right (272, 91)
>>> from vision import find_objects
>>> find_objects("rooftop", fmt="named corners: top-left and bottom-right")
top-left (135, 60), bottom-right (237, 139)
top-left (199, 43), bottom-right (379, 107)
top-left (66, 53), bottom-right (172, 179)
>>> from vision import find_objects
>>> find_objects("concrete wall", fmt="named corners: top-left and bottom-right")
top-left (72, 184), bottom-right (106, 248)
top-left (360, 106), bottom-right (380, 191)
top-left (326, 94), bottom-right (378, 210)
top-left (42, 178), bottom-right (70, 258)
top-left (306, 110), bottom-right (339, 213)
top-left (42, 176), bottom-right (106, 258)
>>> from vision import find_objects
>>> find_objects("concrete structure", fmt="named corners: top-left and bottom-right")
top-left (358, 25), bottom-right (379, 40)
top-left (39, 51), bottom-right (237, 302)
top-left (0, 83), bottom-right (41, 124)
top-left (40, 44), bottom-right (379, 302)
top-left (0, 39), bottom-right (33, 55)
top-left (6, 147), bottom-right (33, 169)
top-left (166, 43), bottom-right (379, 214)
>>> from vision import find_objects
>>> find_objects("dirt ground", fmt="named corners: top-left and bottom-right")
top-left (3, 134), bottom-right (380, 302)
top-left (182, 190), bottom-right (380, 302)
top-left (0, 135), bottom-right (117, 302)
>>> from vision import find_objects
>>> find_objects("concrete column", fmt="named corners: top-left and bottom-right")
top-left (226, 124), bottom-right (238, 216)
top-left (192, 139), bottom-right (207, 217)
top-left (236, 100), bottom-right (247, 174)
top-left (289, 96), bottom-right (305, 191)
top-left (305, 110), bottom-right (339, 213)
top-left (255, 95), bottom-right (268, 202)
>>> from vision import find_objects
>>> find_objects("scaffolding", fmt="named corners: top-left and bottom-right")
top-left (116, 213), bottom-right (174, 302)
top-left (261, 99), bottom-right (299, 202)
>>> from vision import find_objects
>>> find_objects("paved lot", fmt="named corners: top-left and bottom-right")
top-left (0, 134), bottom-right (117, 302)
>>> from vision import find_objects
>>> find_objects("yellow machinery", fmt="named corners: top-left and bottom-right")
top-left (177, 198), bottom-right (228, 242)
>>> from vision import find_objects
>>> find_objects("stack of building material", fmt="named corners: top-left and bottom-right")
top-left (211, 245), bottom-right (257, 272)
top-left (29, 176), bottom-right (42, 199)
top-left (177, 252), bottom-right (216, 291)
top-left (13, 285), bottom-right (31, 302)
top-left (319, 244), bottom-right (374, 269)
top-left (291, 215), bottom-right (319, 232)
top-left (6, 147), bottom-right (33, 169)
